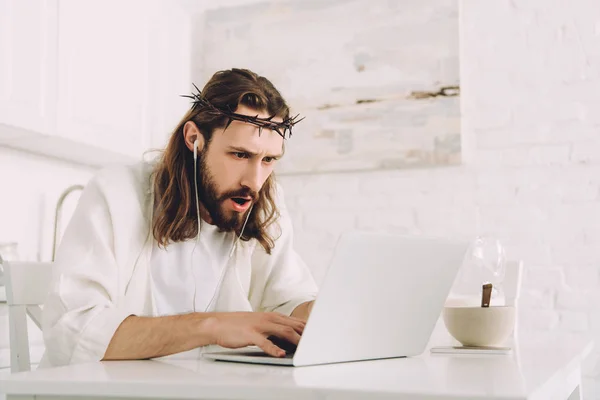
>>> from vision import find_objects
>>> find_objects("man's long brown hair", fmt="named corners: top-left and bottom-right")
top-left (151, 68), bottom-right (290, 254)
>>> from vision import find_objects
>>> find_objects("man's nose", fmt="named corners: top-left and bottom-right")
top-left (241, 163), bottom-right (263, 193)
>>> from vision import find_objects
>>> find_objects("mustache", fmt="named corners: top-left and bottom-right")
top-left (219, 187), bottom-right (258, 202)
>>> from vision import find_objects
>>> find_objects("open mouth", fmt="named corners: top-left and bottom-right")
top-left (231, 197), bottom-right (250, 205)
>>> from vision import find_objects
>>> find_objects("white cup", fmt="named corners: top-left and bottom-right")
top-left (443, 306), bottom-right (516, 347)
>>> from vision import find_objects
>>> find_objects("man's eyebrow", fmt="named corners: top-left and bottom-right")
top-left (227, 146), bottom-right (283, 158)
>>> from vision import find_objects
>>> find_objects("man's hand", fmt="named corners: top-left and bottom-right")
top-left (206, 312), bottom-right (305, 357)
top-left (104, 310), bottom-right (308, 362)
top-left (291, 300), bottom-right (314, 322)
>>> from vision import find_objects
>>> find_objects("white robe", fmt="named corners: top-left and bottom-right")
top-left (40, 161), bottom-right (318, 367)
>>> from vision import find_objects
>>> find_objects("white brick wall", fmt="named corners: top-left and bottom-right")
top-left (0, 0), bottom-right (597, 394)
top-left (278, 0), bottom-right (600, 396)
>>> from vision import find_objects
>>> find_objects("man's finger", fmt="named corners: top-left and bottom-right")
top-left (254, 335), bottom-right (285, 357)
top-left (269, 325), bottom-right (302, 346)
top-left (272, 314), bottom-right (305, 334)
top-left (268, 312), bottom-right (306, 325)
top-left (286, 315), bottom-right (308, 324)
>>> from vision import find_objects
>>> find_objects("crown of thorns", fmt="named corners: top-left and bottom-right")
top-left (181, 83), bottom-right (304, 139)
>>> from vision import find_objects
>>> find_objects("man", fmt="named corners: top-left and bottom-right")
top-left (41, 68), bottom-right (318, 367)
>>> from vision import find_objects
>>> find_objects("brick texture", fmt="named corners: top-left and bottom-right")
top-left (276, 0), bottom-right (600, 395)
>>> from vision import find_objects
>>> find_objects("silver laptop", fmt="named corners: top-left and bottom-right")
top-left (203, 231), bottom-right (468, 367)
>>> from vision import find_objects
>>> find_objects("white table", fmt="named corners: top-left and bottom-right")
top-left (0, 334), bottom-right (593, 400)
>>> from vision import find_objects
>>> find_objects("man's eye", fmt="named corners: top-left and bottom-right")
top-left (263, 157), bottom-right (275, 163)
top-left (233, 152), bottom-right (248, 159)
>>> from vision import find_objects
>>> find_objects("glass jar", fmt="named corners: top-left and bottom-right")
top-left (447, 235), bottom-right (506, 307)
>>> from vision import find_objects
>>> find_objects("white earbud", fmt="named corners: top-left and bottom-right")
top-left (188, 135), bottom-right (252, 314)
top-left (190, 137), bottom-right (201, 312)
top-left (228, 204), bottom-right (253, 258)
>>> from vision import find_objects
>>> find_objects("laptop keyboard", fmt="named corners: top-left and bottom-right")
top-left (266, 335), bottom-right (297, 354)
top-left (234, 351), bottom-right (294, 359)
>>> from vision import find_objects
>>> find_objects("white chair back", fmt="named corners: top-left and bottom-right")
top-left (2, 259), bottom-right (54, 372)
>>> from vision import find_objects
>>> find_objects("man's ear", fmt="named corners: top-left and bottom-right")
top-left (183, 121), bottom-right (205, 153)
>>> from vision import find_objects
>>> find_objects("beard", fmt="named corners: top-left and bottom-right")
top-left (196, 152), bottom-right (257, 233)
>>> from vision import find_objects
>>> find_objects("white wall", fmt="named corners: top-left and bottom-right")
top-left (275, 0), bottom-right (600, 395)
top-left (0, 148), bottom-right (93, 263)
top-left (0, 0), bottom-right (191, 362)
top-left (1, 0), bottom-right (598, 394)
top-left (0, 148), bottom-right (93, 356)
